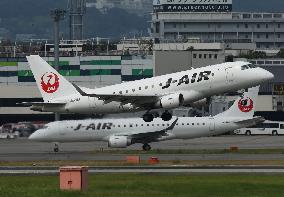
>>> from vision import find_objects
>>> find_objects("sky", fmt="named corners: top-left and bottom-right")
top-left (234, 0), bottom-right (284, 12)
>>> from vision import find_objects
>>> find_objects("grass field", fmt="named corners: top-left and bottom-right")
top-left (1, 174), bottom-right (284, 197)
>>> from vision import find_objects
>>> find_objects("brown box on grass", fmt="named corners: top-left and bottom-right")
top-left (60, 166), bottom-right (88, 191)
top-left (126, 156), bottom-right (140, 164)
top-left (148, 157), bottom-right (159, 165)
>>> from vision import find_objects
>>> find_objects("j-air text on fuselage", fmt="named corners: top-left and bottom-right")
top-left (30, 86), bottom-right (264, 152)
top-left (22, 55), bottom-right (274, 122)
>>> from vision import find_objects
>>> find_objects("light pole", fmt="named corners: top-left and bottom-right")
top-left (50, 9), bottom-right (66, 71)
top-left (50, 9), bottom-right (66, 121)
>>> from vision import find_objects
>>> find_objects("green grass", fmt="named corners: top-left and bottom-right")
top-left (0, 174), bottom-right (284, 197)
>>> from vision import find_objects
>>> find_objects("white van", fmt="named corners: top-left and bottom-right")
top-left (234, 121), bottom-right (284, 136)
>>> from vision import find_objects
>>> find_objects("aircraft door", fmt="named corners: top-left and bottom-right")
top-left (209, 118), bottom-right (215, 132)
top-left (225, 67), bottom-right (235, 83)
top-left (88, 97), bottom-right (97, 110)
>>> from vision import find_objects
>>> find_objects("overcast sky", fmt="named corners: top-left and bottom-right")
top-left (234, 0), bottom-right (284, 12)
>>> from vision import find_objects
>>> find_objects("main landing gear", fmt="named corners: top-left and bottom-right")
top-left (142, 143), bottom-right (151, 151)
top-left (161, 111), bottom-right (172, 121)
top-left (143, 113), bottom-right (154, 122)
top-left (143, 110), bottom-right (173, 122)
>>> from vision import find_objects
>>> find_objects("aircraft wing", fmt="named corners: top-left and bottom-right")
top-left (73, 83), bottom-right (159, 107)
top-left (234, 116), bottom-right (265, 126)
top-left (115, 117), bottom-right (178, 143)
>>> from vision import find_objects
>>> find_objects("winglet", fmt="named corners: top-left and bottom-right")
top-left (166, 117), bottom-right (178, 131)
top-left (234, 116), bottom-right (265, 125)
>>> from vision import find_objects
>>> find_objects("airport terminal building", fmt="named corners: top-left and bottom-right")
top-left (151, 0), bottom-right (284, 49)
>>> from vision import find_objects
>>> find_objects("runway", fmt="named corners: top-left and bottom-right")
top-left (1, 166), bottom-right (284, 175)
top-left (0, 136), bottom-right (284, 161)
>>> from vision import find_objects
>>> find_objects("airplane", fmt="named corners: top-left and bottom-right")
top-left (29, 86), bottom-right (264, 152)
top-left (22, 55), bottom-right (273, 122)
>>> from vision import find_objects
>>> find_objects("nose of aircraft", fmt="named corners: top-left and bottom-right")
top-left (265, 70), bottom-right (274, 80)
top-left (28, 130), bottom-right (43, 141)
top-left (261, 68), bottom-right (274, 81)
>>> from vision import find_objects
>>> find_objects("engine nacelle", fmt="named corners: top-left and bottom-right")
top-left (157, 93), bottom-right (184, 109)
top-left (108, 136), bottom-right (132, 148)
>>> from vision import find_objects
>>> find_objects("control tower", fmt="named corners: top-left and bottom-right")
top-left (68, 0), bottom-right (86, 40)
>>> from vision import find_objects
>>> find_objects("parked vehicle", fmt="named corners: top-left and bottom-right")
top-left (0, 122), bottom-right (47, 138)
top-left (234, 121), bottom-right (284, 136)
top-left (0, 123), bottom-right (19, 139)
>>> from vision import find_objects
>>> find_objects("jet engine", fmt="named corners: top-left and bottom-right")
top-left (157, 93), bottom-right (184, 109)
top-left (108, 136), bottom-right (132, 148)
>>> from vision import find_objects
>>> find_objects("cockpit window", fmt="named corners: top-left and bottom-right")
top-left (248, 64), bottom-right (257, 68)
top-left (241, 65), bottom-right (250, 70)
top-left (241, 64), bottom-right (257, 70)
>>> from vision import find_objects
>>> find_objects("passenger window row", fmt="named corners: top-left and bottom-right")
top-left (111, 123), bottom-right (206, 128)
top-left (114, 84), bottom-right (158, 95)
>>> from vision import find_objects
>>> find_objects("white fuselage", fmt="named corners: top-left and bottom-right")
top-left (43, 61), bottom-right (273, 114)
top-left (30, 116), bottom-right (251, 143)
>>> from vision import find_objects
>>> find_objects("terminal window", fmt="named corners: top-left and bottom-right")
top-left (274, 14), bottom-right (282, 18)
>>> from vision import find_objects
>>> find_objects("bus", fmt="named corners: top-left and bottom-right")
top-left (234, 121), bottom-right (284, 136)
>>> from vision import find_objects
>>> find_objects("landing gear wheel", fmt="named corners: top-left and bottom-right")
top-left (161, 111), bottom-right (172, 121)
top-left (143, 114), bottom-right (154, 122)
top-left (53, 143), bottom-right (59, 153)
top-left (142, 143), bottom-right (151, 151)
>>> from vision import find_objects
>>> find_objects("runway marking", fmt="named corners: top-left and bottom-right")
top-left (2, 168), bottom-right (284, 175)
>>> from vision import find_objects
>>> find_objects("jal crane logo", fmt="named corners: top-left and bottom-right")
top-left (238, 97), bottom-right (254, 113)
top-left (41, 72), bottom-right (59, 93)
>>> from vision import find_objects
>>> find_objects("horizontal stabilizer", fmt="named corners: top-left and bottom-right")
top-left (18, 102), bottom-right (66, 107)
top-left (18, 102), bottom-right (66, 112)
top-left (234, 116), bottom-right (265, 126)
